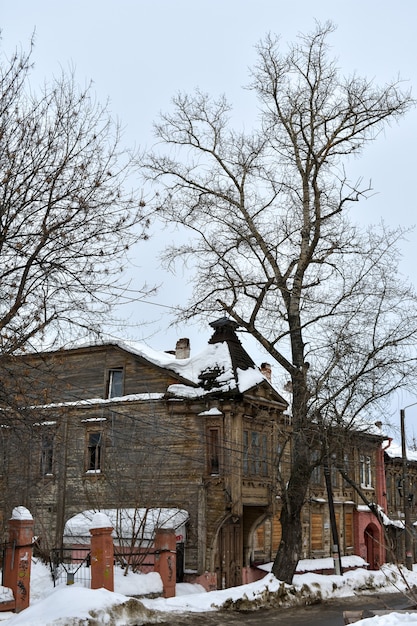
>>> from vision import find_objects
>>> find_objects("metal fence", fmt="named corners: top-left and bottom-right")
top-left (50, 547), bottom-right (91, 588)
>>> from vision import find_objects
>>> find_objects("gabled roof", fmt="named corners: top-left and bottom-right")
top-left (21, 318), bottom-right (288, 407)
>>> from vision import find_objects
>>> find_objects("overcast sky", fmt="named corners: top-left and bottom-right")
top-left (2, 1), bottom-right (417, 419)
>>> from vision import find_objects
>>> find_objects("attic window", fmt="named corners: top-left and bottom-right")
top-left (107, 368), bottom-right (124, 399)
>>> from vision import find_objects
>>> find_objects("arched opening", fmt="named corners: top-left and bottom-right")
top-left (250, 512), bottom-right (282, 566)
top-left (212, 507), bottom-right (272, 589)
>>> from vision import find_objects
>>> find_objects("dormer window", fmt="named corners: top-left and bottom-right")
top-left (107, 368), bottom-right (123, 399)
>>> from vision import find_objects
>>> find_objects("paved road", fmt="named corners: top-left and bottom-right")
top-left (153, 592), bottom-right (414, 626)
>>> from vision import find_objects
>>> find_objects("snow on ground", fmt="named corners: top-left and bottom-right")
top-left (2, 558), bottom-right (417, 625)
top-left (356, 616), bottom-right (417, 625)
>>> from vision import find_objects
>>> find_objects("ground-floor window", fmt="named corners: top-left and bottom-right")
top-left (344, 509), bottom-right (354, 549)
top-left (311, 512), bottom-right (324, 551)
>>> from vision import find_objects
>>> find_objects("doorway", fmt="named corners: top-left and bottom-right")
top-left (364, 523), bottom-right (380, 569)
top-left (216, 518), bottom-right (242, 589)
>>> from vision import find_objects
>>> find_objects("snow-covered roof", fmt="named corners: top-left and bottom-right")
top-left (163, 342), bottom-right (267, 398)
top-left (356, 503), bottom-right (404, 529)
top-left (55, 320), bottom-right (288, 404)
top-left (385, 441), bottom-right (417, 462)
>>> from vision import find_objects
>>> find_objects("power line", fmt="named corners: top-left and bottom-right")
top-left (0, 349), bottom-right (373, 489)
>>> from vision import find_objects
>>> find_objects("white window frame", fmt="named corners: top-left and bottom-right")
top-left (107, 368), bottom-right (124, 399)
top-left (360, 454), bottom-right (372, 488)
top-left (86, 431), bottom-right (103, 473)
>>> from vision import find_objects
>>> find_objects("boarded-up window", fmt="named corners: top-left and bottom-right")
top-left (207, 428), bottom-right (220, 474)
top-left (344, 510), bottom-right (353, 548)
top-left (311, 512), bottom-right (324, 550)
top-left (272, 514), bottom-right (282, 552)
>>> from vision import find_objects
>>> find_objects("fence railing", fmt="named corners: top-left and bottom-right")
top-left (50, 547), bottom-right (91, 588)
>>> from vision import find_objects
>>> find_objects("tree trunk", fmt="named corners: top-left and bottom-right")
top-left (271, 494), bottom-right (304, 584)
top-left (272, 429), bottom-right (312, 583)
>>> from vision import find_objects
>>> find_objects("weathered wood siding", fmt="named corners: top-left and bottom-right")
top-left (0, 342), bottom-right (298, 581)
top-left (1, 345), bottom-right (183, 405)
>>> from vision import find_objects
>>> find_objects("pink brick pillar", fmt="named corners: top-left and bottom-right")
top-left (89, 512), bottom-right (114, 592)
top-left (154, 528), bottom-right (176, 598)
top-left (3, 506), bottom-right (34, 613)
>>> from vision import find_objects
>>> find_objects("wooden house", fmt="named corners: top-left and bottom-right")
top-left (0, 318), bottom-right (289, 588)
top-left (384, 443), bottom-right (417, 563)
top-left (252, 423), bottom-right (388, 572)
top-left (0, 317), bottom-right (390, 586)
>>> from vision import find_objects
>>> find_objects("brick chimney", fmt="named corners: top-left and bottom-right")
top-left (176, 338), bottom-right (190, 359)
top-left (260, 362), bottom-right (272, 381)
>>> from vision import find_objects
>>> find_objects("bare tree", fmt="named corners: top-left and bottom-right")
top-left (0, 40), bottom-right (149, 358)
top-left (142, 22), bottom-right (417, 583)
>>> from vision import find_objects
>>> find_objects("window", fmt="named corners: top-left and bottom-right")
top-left (330, 454), bottom-right (338, 488)
top-left (260, 432), bottom-right (268, 476)
top-left (251, 431), bottom-right (260, 475)
top-left (207, 428), bottom-right (220, 474)
top-left (0, 426), bottom-right (10, 476)
top-left (395, 475), bottom-right (403, 510)
top-left (276, 442), bottom-right (283, 476)
top-left (107, 368), bottom-right (124, 399)
top-left (343, 453), bottom-right (350, 477)
top-left (40, 433), bottom-right (54, 475)
top-left (243, 430), bottom-right (248, 475)
top-left (360, 454), bottom-right (372, 488)
top-left (87, 432), bottom-right (102, 472)
top-left (243, 429), bottom-right (268, 477)
top-left (311, 512), bottom-right (324, 550)
top-left (311, 450), bottom-right (322, 485)
top-left (272, 513), bottom-right (282, 552)
top-left (385, 471), bottom-right (391, 501)
top-left (344, 510), bottom-right (353, 548)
